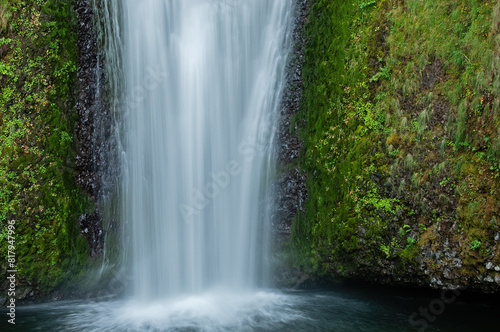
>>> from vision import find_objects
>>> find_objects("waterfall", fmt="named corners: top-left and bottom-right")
top-left (101, 0), bottom-right (294, 301)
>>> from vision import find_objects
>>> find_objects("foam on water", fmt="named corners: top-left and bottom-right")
top-left (60, 291), bottom-right (306, 332)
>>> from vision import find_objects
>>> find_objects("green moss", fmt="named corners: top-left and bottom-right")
top-left (0, 0), bottom-right (90, 291)
top-left (291, 0), bottom-right (500, 281)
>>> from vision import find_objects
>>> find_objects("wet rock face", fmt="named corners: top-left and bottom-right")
top-left (275, 0), bottom-right (309, 166)
top-left (75, 0), bottom-right (100, 196)
top-left (75, 0), bottom-right (104, 256)
top-left (78, 213), bottom-right (104, 257)
top-left (269, 168), bottom-right (307, 242)
top-left (269, 0), bottom-right (309, 270)
top-left (266, 1), bottom-right (310, 288)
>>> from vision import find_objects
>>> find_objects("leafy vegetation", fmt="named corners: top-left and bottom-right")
top-left (290, 0), bottom-right (500, 282)
top-left (0, 0), bottom-right (90, 290)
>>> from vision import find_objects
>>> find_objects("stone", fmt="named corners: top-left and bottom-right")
top-left (430, 277), bottom-right (443, 286)
top-left (452, 258), bottom-right (462, 269)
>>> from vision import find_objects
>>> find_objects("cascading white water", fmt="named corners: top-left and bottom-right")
top-left (120, 0), bottom-right (294, 300)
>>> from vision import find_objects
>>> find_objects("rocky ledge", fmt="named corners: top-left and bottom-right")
top-left (75, 0), bottom-right (105, 256)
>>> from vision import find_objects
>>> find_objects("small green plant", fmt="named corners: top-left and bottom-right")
top-left (398, 227), bottom-right (405, 238)
top-left (470, 240), bottom-right (481, 251)
top-left (370, 66), bottom-right (391, 82)
top-left (404, 153), bottom-right (416, 171)
top-left (416, 109), bottom-right (430, 137)
top-left (0, 37), bottom-right (11, 46)
top-left (380, 244), bottom-right (390, 258)
top-left (411, 172), bottom-right (421, 187)
top-left (397, 179), bottom-right (406, 195)
top-left (440, 177), bottom-right (449, 187)
top-left (389, 147), bottom-right (399, 157)
top-left (359, 1), bottom-right (376, 10)
top-left (439, 139), bottom-right (446, 157)
top-left (406, 237), bottom-right (416, 247)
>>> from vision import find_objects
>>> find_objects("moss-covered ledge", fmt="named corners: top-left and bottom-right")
top-left (0, 0), bottom-right (97, 303)
top-left (283, 0), bottom-right (500, 293)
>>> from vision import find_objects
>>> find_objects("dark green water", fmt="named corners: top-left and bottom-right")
top-left (1, 287), bottom-right (498, 331)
